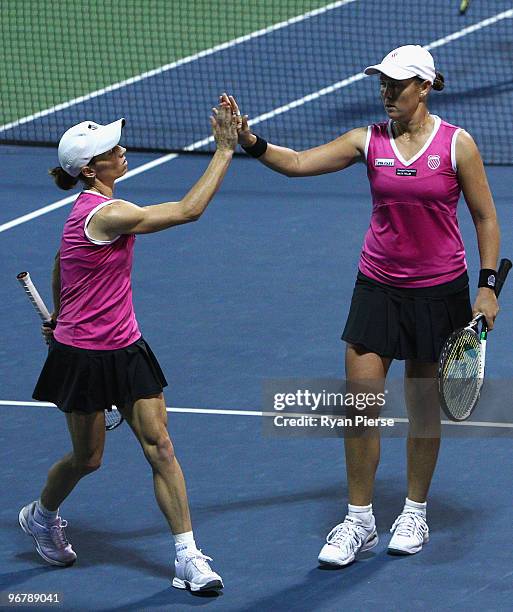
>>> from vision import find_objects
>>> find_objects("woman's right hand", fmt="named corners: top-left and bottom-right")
top-left (219, 93), bottom-right (256, 147)
top-left (210, 103), bottom-right (238, 152)
top-left (42, 317), bottom-right (57, 345)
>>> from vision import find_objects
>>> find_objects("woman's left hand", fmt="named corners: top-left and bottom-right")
top-left (472, 288), bottom-right (499, 330)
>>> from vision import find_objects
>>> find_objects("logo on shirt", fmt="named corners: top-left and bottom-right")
top-left (375, 158), bottom-right (395, 167)
top-left (427, 154), bottom-right (441, 170)
top-left (396, 168), bottom-right (417, 176)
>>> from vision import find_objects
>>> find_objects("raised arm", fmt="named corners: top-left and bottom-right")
top-left (89, 105), bottom-right (238, 239)
top-left (456, 130), bottom-right (500, 328)
top-left (221, 93), bottom-right (367, 176)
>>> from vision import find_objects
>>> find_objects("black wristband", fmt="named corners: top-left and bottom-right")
top-left (242, 134), bottom-right (268, 158)
top-left (478, 268), bottom-right (497, 290)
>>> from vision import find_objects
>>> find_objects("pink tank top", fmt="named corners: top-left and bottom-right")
top-left (54, 190), bottom-right (141, 350)
top-left (359, 116), bottom-right (467, 287)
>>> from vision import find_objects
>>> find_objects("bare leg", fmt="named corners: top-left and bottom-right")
top-left (40, 411), bottom-right (106, 511)
top-left (344, 344), bottom-right (392, 505)
top-left (404, 360), bottom-right (441, 502)
top-left (120, 394), bottom-right (191, 534)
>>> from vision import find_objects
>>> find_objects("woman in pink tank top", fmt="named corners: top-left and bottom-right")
top-left (223, 45), bottom-right (501, 562)
top-left (23, 107), bottom-right (238, 591)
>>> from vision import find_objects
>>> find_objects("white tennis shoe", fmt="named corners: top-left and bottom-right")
top-left (318, 515), bottom-right (378, 566)
top-left (388, 511), bottom-right (429, 555)
top-left (173, 549), bottom-right (223, 592)
top-left (19, 501), bottom-right (77, 567)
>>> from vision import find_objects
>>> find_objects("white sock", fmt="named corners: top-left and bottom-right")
top-left (348, 503), bottom-right (373, 526)
top-left (174, 531), bottom-right (196, 558)
top-left (404, 497), bottom-right (427, 517)
top-left (35, 500), bottom-right (59, 524)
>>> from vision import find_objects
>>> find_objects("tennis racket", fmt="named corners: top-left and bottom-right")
top-left (17, 271), bottom-right (124, 431)
top-left (438, 258), bottom-right (511, 421)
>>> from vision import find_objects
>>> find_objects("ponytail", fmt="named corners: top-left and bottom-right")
top-left (49, 166), bottom-right (79, 190)
top-left (432, 71), bottom-right (445, 91)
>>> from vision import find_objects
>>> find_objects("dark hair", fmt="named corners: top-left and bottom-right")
top-left (415, 71), bottom-right (445, 93)
top-left (49, 165), bottom-right (96, 191)
top-left (49, 167), bottom-right (80, 190)
top-left (432, 71), bottom-right (445, 91)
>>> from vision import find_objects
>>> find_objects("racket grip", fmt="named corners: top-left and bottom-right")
top-left (17, 271), bottom-right (52, 322)
top-left (495, 258), bottom-right (512, 297)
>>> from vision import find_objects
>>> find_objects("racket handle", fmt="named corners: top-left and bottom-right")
top-left (17, 271), bottom-right (52, 322)
top-left (495, 258), bottom-right (512, 297)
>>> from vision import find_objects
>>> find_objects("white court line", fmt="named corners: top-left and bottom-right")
top-left (0, 0), bottom-right (358, 134)
top-left (0, 400), bottom-right (512, 428)
top-left (1, 7), bottom-right (511, 235)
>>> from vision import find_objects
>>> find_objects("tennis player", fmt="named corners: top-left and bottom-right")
top-left (223, 45), bottom-right (500, 563)
top-left (19, 105), bottom-right (238, 591)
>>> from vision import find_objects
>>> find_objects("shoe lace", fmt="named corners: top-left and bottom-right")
top-left (390, 511), bottom-right (427, 537)
top-left (186, 550), bottom-right (214, 572)
top-left (49, 518), bottom-right (71, 550)
top-left (326, 516), bottom-right (365, 551)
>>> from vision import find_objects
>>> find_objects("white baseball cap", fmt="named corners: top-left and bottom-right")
top-left (364, 45), bottom-right (436, 84)
top-left (58, 118), bottom-right (125, 177)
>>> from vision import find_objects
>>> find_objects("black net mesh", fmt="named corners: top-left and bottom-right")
top-left (1, 1), bottom-right (511, 163)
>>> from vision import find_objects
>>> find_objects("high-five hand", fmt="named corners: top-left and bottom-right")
top-left (210, 103), bottom-right (238, 152)
top-left (219, 93), bottom-right (255, 147)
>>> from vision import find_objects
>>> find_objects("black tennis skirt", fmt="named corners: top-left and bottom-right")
top-left (33, 337), bottom-right (168, 414)
top-left (342, 271), bottom-right (472, 362)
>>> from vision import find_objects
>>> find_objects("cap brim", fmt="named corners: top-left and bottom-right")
top-left (92, 118), bottom-right (125, 156)
top-left (364, 64), bottom-right (416, 80)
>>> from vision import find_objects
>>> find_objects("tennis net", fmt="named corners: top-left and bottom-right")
top-left (1, 0), bottom-right (511, 163)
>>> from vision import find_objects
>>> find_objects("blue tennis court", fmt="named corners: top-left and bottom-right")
top-left (1, 1), bottom-right (512, 610)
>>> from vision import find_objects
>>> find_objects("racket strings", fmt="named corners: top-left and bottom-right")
top-left (443, 330), bottom-right (480, 377)
top-left (440, 329), bottom-right (482, 420)
top-left (105, 407), bottom-right (123, 430)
